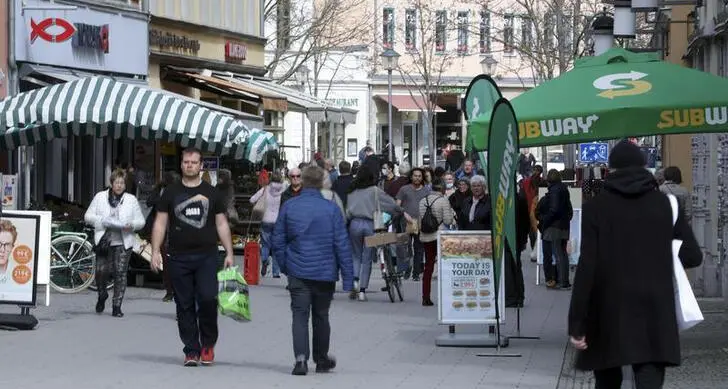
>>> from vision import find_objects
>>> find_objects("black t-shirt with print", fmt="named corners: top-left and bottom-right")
top-left (158, 181), bottom-right (225, 255)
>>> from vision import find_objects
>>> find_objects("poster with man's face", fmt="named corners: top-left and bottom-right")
top-left (0, 214), bottom-right (40, 305)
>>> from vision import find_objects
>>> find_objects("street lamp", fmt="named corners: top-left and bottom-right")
top-left (480, 55), bottom-right (498, 76)
top-left (591, 9), bottom-right (615, 56)
top-left (296, 65), bottom-right (310, 162)
top-left (380, 48), bottom-right (400, 163)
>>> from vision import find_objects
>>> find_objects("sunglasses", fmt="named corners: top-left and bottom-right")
top-left (289, 175), bottom-right (301, 178)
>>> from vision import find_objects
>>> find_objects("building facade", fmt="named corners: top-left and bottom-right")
top-left (7, 0), bottom-right (149, 207)
top-left (678, 0), bottom-right (728, 301)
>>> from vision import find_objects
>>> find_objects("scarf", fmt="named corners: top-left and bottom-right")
top-left (108, 189), bottom-right (124, 208)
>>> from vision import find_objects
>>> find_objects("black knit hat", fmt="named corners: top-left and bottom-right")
top-left (609, 140), bottom-right (646, 169)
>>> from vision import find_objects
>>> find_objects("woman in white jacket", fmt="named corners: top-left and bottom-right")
top-left (250, 173), bottom-right (285, 277)
top-left (85, 169), bottom-right (145, 317)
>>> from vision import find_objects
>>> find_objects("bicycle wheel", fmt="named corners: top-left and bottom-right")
top-left (382, 248), bottom-right (396, 303)
top-left (50, 235), bottom-right (96, 293)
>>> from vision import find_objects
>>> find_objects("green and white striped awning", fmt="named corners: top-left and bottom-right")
top-left (0, 76), bottom-right (243, 153)
top-left (226, 126), bottom-right (279, 162)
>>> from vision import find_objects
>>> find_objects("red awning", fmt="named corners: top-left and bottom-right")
top-left (376, 94), bottom-right (446, 112)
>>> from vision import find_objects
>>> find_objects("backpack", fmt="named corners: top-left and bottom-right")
top-left (420, 196), bottom-right (441, 234)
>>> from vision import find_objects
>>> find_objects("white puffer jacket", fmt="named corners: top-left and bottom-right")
top-left (84, 190), bottom-right (146, 250)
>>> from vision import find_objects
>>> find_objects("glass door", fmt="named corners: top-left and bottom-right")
top-left (403, 123), bottom-right (417, 167)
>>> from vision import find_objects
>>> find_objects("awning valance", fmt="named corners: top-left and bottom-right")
top-left (375, 94), bottom-right (446, 113)
top-left (214, 74), bottom-right (358, 125)
top-left (226, 127), bottom-right (279, 162)
top-left (0, 76), bottom-right (244, 153)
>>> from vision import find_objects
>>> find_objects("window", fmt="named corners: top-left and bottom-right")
top-left (520, 16), bottom-right (532, 50)
top-left (503, 14), bottom-right (514, 54)
top-left (435, 10), bottom-right (447, 53)
top-left (457, 11), bottom-right (469, 54)
top-left (383, 8), bottom-right (395, 48)
top-left (479, 10), bottom-right (491, 53)
top-left (277, 0), bottom-right (291, 50)
top-left (405, 9), bottom-right (416, 50)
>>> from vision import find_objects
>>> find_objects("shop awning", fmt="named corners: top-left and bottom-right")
top-left (375, 94), bottom-right (446, 113)
top-left (19, 63), bottom-right (147, 86)
top-left (161, 89), bottom-right (263, 130)
top-left (164, 67), bottom-right (288, 112)
top-left (226, 127), bottom-right (279, 162)
top-left (0, 76), bottom-right (245, 153)
top-left (214, 74), bottom-right (358, 124)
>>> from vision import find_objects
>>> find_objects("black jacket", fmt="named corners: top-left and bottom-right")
top-left (568, 167), bottom-right (703, 371)
top-left (332, 174), bottom-right (354, 207)
top-left (280, 185), bottom-right (302, 207)
top-left (537, 182), bottom-right (572, 232)
top-left (457, 195), bottom-right (492, 231)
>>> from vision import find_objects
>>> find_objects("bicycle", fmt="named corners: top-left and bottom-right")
top-left (49, 225), bottom-right (97, 293)
top-left (367, 218), bottom-right (405, 303)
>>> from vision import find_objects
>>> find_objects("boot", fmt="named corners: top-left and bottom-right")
top-left (95, 293), bottom-right (107, 313)
top-left (112, 305), bottom-right (124, 318)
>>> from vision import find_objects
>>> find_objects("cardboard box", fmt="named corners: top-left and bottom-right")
top-left (365, 232), bottom-right (410, 248)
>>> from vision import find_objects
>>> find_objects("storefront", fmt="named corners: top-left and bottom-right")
top-left (10, 0), bottom-right (149, 208)
top-left (320, 84), bottom-right (368, 164)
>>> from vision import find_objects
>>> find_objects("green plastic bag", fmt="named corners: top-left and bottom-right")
top-left (217, 266), bottom-right (251, 322)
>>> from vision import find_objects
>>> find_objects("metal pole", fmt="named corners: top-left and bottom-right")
top-left (387, 69), bottom-right (393, 162)
top-left (300, 81), bottom-right (306, 163)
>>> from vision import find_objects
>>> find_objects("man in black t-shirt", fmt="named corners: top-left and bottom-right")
top-left (151, 147), bottom-right (234, 367)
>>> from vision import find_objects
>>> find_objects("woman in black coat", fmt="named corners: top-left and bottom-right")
top-left (568, 140), bottom-right (702, 389)
top-left (537, 169), bottom-right (573, 289)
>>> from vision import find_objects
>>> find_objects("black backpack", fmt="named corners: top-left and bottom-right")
top-left (420, 197), bottom-right (441, 234)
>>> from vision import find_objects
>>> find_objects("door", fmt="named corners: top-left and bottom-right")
top-left (403, 123), bottom-right (417, 167)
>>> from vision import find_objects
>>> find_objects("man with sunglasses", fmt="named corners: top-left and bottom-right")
top-left (281, 168), bottom-right (303, 206)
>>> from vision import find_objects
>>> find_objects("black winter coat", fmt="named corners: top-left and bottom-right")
top-left (457, 195), bottom-right (492, 231)
top-left (568, 167), bottom-right (703, 371)
top-left (537, 182), bottom-right (572, 232)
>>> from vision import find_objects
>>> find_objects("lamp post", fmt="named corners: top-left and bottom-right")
top-left (480, 54), bottom-right (498, 76)
top-left (380, 48), bottom-right (400, 163)
top-left (296, 65), bottom-right (309, 162)
top-left (591, 9), bottom-right (615, 56)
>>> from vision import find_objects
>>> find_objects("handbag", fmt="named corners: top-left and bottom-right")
top-left (667, 194), bottom-right (704, 331)
top-left (372, 186), bottom-right (386, 231)
top-left (251, 187), bottom-right (267, 221)
top-left (94, 231), bottom-right (112, 257)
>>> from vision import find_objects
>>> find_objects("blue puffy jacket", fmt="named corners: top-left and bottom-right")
top-left (272, 188), bottom-right (354, 290)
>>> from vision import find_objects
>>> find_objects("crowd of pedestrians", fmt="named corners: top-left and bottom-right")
top-left (85, 139), bottom-right (702, 389)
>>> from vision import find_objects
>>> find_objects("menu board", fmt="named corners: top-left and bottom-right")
top-left (437, 231), bottom-right (504, 325)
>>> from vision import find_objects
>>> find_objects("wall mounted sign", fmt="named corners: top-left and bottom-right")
top-left (150, 29), bottom-right (201, 53)
top-left (15, 0), bottom-right (148, 75)
top-left (225, 40), bottom-right (247, 62)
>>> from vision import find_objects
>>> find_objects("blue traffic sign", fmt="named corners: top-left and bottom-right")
top-left (579, 143), bottom-right (609, 163)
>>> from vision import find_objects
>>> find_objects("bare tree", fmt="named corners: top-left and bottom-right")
top-left (265, 0), bottom-right (374, 84)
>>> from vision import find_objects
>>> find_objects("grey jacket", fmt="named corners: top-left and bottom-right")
top-left (346, 186), bottom-right (401, 220)
top-left (659, 181), bottom-right (692, 223)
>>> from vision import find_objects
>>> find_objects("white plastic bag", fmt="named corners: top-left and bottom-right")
top-left (667, 194), bottom-right (703, 331)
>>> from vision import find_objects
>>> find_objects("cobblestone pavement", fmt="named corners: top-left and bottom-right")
top-left (0, 259), bottom-right (573, 389)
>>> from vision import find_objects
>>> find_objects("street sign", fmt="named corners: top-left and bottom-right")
top-left (578, 142), bottom-right (609, 163)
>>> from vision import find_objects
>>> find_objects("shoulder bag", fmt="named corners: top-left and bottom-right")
top-left (668, 194), bottom-right (703, 331)
top-left (251, 187), bottom-right (267, 221)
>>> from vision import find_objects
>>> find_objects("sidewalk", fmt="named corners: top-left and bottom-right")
top-left (0, 258), bottom-right (573, 389)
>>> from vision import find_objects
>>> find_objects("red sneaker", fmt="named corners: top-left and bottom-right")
top-left (184, 353), bottom-right (199, 367)
top-left (201, 347), bottom-right (215, 366)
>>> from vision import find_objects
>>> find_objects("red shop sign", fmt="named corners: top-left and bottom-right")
top-left (225, 41), bottom-right (247, 62)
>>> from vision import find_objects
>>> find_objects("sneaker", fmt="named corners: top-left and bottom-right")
top-left (349, 290), bottom-right (357, 300)
top-left (184, 354), bottom-right (199, 367)
top-left (162, 292), bottom-right (174, 302)
top-left (200, 347), bottom-right (215, 366)
top-left (316, 356), bottom-right (337, 373)
top-left (292, 361), bottom-right (308, 376)
top-left (357, 291), bottom-right (367, 301)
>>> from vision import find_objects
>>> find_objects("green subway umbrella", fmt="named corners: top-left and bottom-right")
top-left (467, 48), bottom-right (728, 150)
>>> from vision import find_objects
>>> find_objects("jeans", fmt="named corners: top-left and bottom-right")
top-left (260, 222), bottom-right (280, 276)
top-left (168, 251), bottom-right (219, 356)
top-left (288, 276), bottom-right (335, 363)
top-left (96, 245), bottom-right (131, 307)
top-left (594, 364), bottom-right (665, 389)
top-left (422, 241), bottom-right (437, 300)
top-left (542, 239), bottom-right (569, 286)
top-left (349, 218), bottom-right (375, 290)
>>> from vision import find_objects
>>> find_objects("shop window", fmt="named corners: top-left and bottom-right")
top-left (503, 14), bottom-right (514, 54)
top-left (479, 10), bottom-right (491, 54)
top-left (405, 9), bottom-right (417, 51)
top-left (383, 8), bottom-right (395, 48)
top-left (435, 10), bottom-right (447, 53)
top-left (457, 11), bottom-right (469, 55)
top-left (221, 99), bottom-right (238, 111)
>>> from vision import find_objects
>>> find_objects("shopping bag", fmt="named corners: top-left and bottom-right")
top-left (217, 266), bottom-right (251, 322)
top-left (667, 194), bottom-right (703, 331)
